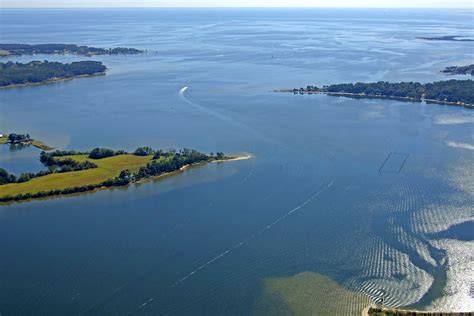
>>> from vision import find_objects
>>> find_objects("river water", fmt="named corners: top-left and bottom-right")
top-left (0, 8), bottom-right (473, 315)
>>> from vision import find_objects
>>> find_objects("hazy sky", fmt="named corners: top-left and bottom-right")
top-left (2, 0), bottom-right (473, 8)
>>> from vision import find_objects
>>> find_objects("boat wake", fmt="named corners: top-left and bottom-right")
top-left (179, 86), bottom-right (188, 95)
top-left (178, 86), bottom-right (290, 151)
top-left (171, 179), bottom-right (335, 287)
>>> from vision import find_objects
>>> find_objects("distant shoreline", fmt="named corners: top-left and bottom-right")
top-left (275, 79), bottom-right (474, 110)
top-left (0, 71), bottom-right (106, 89)
top-left (275, 89), bottom-right (474, 108)
top-left (0, 43), bottom-right (145, 57)
top-left (416, 35), bottom-right (474, 42)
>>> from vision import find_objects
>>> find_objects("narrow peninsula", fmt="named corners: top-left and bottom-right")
top-left (416, 36), bottom-right (474, 42)
top-left (0, 147), bottom-right (249, 203)
top-left (0, 60), bottom-right (107, 88)
top-left (0, 133), bottom-right (54, 150)
top-left (276, 80), bottom-right (474, 108)
top-left (441, 64), bottom-right (474, 76)
top-left (0, 43), bottom-right (144, 57)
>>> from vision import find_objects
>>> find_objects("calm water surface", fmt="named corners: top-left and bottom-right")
top-left (0, 8), bottom-right (473, 315)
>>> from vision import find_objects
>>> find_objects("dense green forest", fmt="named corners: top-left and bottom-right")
top-left (88, 148), bottom-right (125, 159)
top-left (0, 168), bottom-right (17, 185)
top-left (293, 80), bottom-right (474, 106)
top-left (441, 65), bottom-right (474, 76)
top-left (135, 148), bottom-right (212, 181)
top-left (7, 133), bottom-right (31, 144)
top-left (0, 43), bottom-right (144, 57)
top-left (0, 61), bottom-right (107, 87)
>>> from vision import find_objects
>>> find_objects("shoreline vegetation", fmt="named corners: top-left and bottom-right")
top-left (0, 43), bottom-right (145, 57)
top-left (441, 64), bottom-right (474, 76)
top-left (0, 147), bottom-right (250, 203)
top-left (365, 306), bottom-right (473, 316)
top-left (275, 80), bottom-right (474, 108)
top-left (0, 60), bottom-right (107, 88)
top-left (0, 133), bottom-right (54, 151)
top-left (416, 35), bottom-right (474, 42)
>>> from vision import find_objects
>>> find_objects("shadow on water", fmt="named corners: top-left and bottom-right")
top-left (428, 221), bottom-right (474, 242)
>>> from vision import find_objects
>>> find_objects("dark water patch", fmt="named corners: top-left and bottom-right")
top-left (429, 221), bottom-right (474, 241)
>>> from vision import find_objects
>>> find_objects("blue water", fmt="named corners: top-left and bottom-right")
top-left (0, 8), bottom-right (473, 315)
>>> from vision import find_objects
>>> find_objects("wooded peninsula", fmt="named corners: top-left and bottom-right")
top-left (416, 36), bottom-right (474, 42)
top-left (0, 43), bottom-right (144, 57)
top-left (0, 60), bottom-right (107, 88)
top-left (0, 147), bottom-right (248, 203)
top-left (441, 64), bottom-right (474, 76)
top-left (278, 80), bottom-right (474, 108)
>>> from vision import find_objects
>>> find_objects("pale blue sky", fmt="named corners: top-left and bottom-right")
top-left (2, 0), bottom-right (473, 8)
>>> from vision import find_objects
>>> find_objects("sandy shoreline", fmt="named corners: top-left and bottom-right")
top-left (212, 153), bottom-right (252, 163)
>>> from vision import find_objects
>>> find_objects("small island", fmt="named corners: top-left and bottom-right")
top-left (416, 35), bottom-right (474, 42)
top-left (0, 60), bottom-right (107, 88)
top-left (0, 133), bottom-right (54, 150)
top-left (276, 80), bottom-right (474, 108)
top-left (0, 147), bottom-right (250, 203)
top-left (0, 43), bottom-right (144, 57)
top-left (441, 64), bottom-right (474, 76)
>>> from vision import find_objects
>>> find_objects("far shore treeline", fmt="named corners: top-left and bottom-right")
top-left (0, 43), bottom-right (144, 57)
top-left (0, 147), bottom-right (229, 203)
top-left (441, 64), bottom-right (474, 76)
top-left (285, 80), bottom-right (474, 107)
top-left (0, 61), bottom-right (107, 87)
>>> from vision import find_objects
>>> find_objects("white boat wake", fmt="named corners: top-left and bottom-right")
top-left (179, 86), bottom-right (188, 95)
top-left (178, 86), bottom-right (290, 151)
top-left (171, 179), bottom-right (335, 287)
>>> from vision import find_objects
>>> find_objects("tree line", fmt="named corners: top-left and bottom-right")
top-left (6, 133), bottom-right (31, 144)
top-left (0, 44), bottom-right (144, 57)
top-left (441, 65), bottom-right (474, 76)
top-left (0, 60), bottom-right (107, 87)
top-left (294, 80), bottom-right (474, 106)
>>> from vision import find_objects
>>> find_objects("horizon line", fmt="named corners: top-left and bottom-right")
top-left (1, 6), bottom-right (471, 9)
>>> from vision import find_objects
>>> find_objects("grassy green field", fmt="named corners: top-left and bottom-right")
top-left (0, 136), bottom-right (7, 144)
top-left (0, 154), bottom-right (152, 198)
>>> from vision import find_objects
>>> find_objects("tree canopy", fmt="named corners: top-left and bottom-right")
top-left (0, 60), bottom-right (107, 87)
top-left (295, 80), bottom-right (474, 105)
top-left (0, 43), bottom-right (144, 57)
